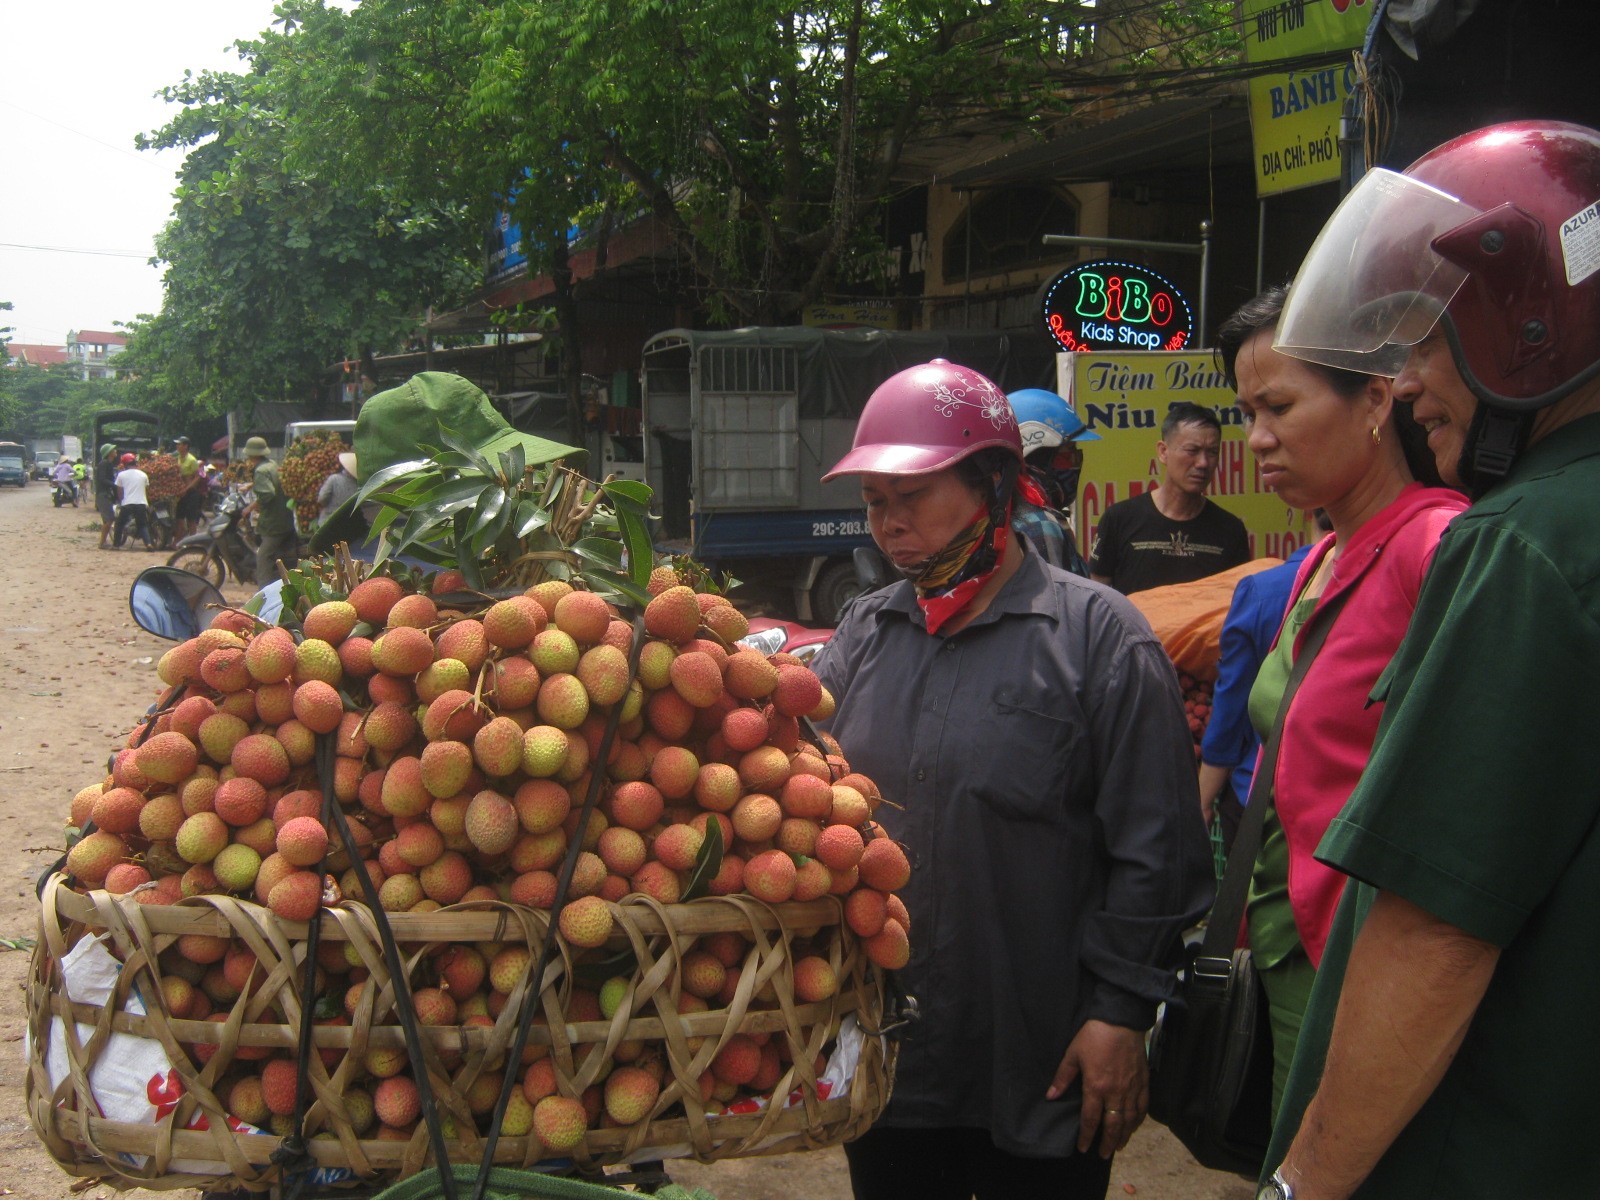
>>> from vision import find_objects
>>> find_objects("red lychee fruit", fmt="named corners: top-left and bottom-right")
top-left (136, 731), bottom-right (200, 785)
top-left (865, 918), bottom-right (910, 969)
top-left (712, 1034), bottom-right (762, 1085)
top-left (435, 618), bottom-right (489, 671)
top-left (845, 887), bottom-right (889, 937)
top-left (552, 589), bottom-right (612, 646)
top-left (793, 955), bottom-right (838, 1002)
top-left (536, 674), bottom-right (590, 730)
top-left (743, 849), bottom-right (798, 904)
top-left (603, 1066), bottom-right (660, 1125)
top-left (532, 1095), bottom-right (588, 1152)
top-left (652, 823), bottom-right (704, 872)
top-left (370, 626), bottom-right (434, 677)
top-left (364, 701), bottom-right (418, 753)
top-left (482, 596), bottom-right (546, 648)
top-left (465, 790), bottom-right (519, 855)
top-left (277, 816), bottom-right (330, 867)
top-left (731, 793), bottom-right (783, 843)
top-left (267, 870), bottom-right (323, 921)
top-left (290, 680), bottom-right (344, 735)
top-left (422, 689), bottom-right (488, 742)
top-left (231, 734), bottom-right (291, 787)
top-left (474, 716), bottom-right (526, 778)
top-left (385, 592), bottom-right (438, 629)
top-left (303, 600), bottom-right (359, 646)
top-left (643, 586), bottom-right (700, 644)
top-left (558, 895), bottom-right (614, 947)
top-left (815, 823), bottom-right (865, 871)
top-left (859, 837), bottom-right (911, 891)
top-left (349, 576), bottom-right (404, 624)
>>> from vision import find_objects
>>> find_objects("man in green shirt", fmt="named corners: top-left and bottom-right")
top-left (1256, 121), bottom-right (1600, 1200)
top-left (173, 435), bottom-right (204, 540)
top-left (241, 436), bottom-right (295, 584)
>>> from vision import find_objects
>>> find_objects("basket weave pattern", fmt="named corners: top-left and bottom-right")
top-left (28, 876), bottom-right (893, 1190)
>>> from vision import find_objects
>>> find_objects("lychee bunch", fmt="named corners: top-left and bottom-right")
top-left (57, 569), bottom-right (908, 1160)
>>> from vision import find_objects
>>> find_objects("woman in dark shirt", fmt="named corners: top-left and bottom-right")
top-left (812, 359), bottom-right (1212, 1200)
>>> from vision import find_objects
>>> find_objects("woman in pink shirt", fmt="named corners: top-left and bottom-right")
top-left (1217, 286), bottom-right (1468, 1115)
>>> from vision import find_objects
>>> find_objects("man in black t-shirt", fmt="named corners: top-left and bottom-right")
top-left (1089, 402), bottom-right (1250, 594)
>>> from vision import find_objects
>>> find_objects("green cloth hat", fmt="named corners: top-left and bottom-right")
top-left (354, 371), bottom-right (580, 483)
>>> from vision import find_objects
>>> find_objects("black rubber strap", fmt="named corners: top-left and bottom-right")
top-left (469, 613), bottom-right (647, 1200)
top-left (320, 734), bottom-right (460, 1200)
top-left (276, 733), bottom-right (340, 1198)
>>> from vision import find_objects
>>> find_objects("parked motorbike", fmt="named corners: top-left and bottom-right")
top-left (51, 479), bottom-right (78, 508)
top-left (166, 489), bottom-right (257, 586)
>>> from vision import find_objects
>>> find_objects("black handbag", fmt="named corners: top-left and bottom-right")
top-left (1147, 587), bottom-right (1348, 1176)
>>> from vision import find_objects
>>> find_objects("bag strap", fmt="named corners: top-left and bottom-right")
top-left (1200, 584), bottom-right (1351, 958)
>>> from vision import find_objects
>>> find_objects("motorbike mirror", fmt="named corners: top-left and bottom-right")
top-left (130, 566), bottom-right (227, 642)
top-left (852, 545), bottom-right (892, 592)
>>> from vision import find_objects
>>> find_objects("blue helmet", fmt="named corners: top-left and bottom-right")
top-left (1006, 388), bottom-right (1101, 456)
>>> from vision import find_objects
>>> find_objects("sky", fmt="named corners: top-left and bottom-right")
top-left (0, 1), bottom-right (295, 347)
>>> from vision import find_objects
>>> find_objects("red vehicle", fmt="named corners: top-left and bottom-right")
top-left (739, 616), bottom-right (832, 664)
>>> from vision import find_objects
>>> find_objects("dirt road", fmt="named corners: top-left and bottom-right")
top-left (0, 483), bottom-right (1251, 1200)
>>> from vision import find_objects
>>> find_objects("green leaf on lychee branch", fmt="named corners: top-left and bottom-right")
top-left (582, 568), bottom-right (652, 608)
top-left (681, 817), bottom-right (724, 902)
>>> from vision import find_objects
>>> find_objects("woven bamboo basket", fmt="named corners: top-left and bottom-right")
top-left (27, 874), bottom-right (895, 1192)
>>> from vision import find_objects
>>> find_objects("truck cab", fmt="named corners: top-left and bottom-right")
top-left (0, 442), bottom-right (26, 487)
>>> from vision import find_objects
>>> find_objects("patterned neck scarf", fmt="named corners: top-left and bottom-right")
top-left (904, 460), bottom-right (1042, 635)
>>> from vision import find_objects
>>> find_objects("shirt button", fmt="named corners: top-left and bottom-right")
top-left (915, 769), bottom-right (926, 781)
top-left (944, 641), bottom-right (957, 653)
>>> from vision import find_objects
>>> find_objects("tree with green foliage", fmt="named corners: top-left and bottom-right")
top-left (132, 1), bottom-right (1243, 418)
top-left (125, 53), bottom-right (481, 420)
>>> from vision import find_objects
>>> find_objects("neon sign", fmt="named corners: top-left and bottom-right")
top-left (1040, 260), bottom-right (1194, 353)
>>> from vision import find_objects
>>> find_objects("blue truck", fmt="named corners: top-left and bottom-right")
top-left (640, 327), bottom-right (1055, 623)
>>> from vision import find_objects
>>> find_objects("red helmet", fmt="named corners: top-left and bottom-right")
top-left (1277, 121), bottom-right (1600, 412)
top-left (120, 453), bottom-right (136, 464)
top-left (824, 359), bottom-right (1023, 479)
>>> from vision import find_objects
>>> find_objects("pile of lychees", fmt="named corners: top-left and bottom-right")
top-left (60, 569), bottom-right (908, 1151)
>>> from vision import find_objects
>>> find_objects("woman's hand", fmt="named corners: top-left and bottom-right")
top-left (1047, 1019), bottom-right (1150, 1157)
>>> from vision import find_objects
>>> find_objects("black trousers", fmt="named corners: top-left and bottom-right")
top-left (114, 503), bottom-right (154, 547)
top-left (844, 1126), bottom-right (1114, 1200)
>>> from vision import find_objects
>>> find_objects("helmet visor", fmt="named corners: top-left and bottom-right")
top-left (1275, 169), bottom-right (1483, 376)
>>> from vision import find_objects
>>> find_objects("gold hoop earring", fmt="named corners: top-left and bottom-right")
top-left (1371, 426), bottom-right (1382, 446)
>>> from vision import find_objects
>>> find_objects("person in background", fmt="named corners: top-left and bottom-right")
top-left (71, 457), bottom-right (86, 492)
top-left (812, 358), bottom-right (1212, 1200)
top-left (1218, 282), bottom-right (1467, 1123)
top-left (1198, 510), bottom-right (1329, 852)
top-left (173, 435), bottom-right (204, 540)
top-left (113, 453), bottom-right (156, 550)
top-left (316, 450), bottom-right (368, 538)
top-left (240, 437), bottom-right (295, 583)
top-left (1007, 387), bottom-right (1100, 576)
top-left (1089, 402), bottom-right (1251, 594)
top-left (50, 454), bottom-right (78, 505)
top-left (1261, 121), bottom-right (1600, 1200)
top-left (94, 445), bottom-right (121, 549)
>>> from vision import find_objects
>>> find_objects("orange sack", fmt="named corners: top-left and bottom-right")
top-left (1126, 558), bottom-right (1283, 683)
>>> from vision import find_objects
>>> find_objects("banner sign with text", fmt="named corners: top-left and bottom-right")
top-left (1245, 0), bottom-right (1375, 196)
top-left (1064, 351), bottom-right (1312, 564)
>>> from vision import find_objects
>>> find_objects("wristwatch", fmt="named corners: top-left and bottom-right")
top-left (1257, 1169), bottom-right (1295, 1200)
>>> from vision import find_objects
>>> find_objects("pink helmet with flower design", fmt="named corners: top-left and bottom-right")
top-left (824, 359), bottom-right (1023, 479)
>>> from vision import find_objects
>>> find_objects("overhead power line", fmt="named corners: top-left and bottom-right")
top-left (0, 242), bottom-right (153, 259)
